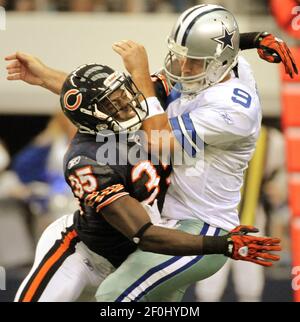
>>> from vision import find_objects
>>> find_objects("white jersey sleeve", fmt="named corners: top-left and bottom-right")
top-left (170, 104), bottom-right (256, 150)
top-left (168, 76), bottom-right (261, 158)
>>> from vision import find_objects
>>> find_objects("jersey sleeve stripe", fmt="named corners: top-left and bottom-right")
top-left (169, 116), bottom-right (196, 158)
top-left (96, 192), bottom-right (129, 212)
top-left (180, 113), bottom-right (205, 151)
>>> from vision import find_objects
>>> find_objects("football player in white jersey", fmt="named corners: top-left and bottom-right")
top-left (94, 4), bottom-right (287, 301)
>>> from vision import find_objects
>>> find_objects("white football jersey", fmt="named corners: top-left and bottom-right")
top-left (162, 56), bottom-right (262, 231)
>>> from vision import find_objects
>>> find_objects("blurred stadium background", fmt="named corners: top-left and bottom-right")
top-left (0, 0), bottom-right (299, 302)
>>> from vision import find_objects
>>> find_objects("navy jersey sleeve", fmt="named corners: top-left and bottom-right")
top-left (65, 155), bottom-right (129, 213)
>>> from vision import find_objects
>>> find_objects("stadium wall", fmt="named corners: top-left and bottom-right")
top-left (0, 13), bottom-right (286, 116)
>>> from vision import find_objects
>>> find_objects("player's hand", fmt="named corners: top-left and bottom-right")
top-left (112, 40), bottom-right (151, 79)
top-left (226, 225), bottom-right (281, 267)
top-left (113, 40), bottom-right (155, 98)
top-left (5, 52), bottom-right (48, 86)
top-left (256, 32), bottom-right (298, 79)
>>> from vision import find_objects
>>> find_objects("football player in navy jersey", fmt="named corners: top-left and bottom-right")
top-left (61, 64), bottom-right (173, 268)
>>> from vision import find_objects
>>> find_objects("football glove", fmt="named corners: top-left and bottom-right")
top-left (226, 225), bottom-right (281, 267)
top-left (256, 32), bottom-right (298, 79)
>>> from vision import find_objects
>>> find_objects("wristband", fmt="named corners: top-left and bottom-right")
top-left (202, 235), bottom-right (230, 255)
top-left (240, 32), bottom-right (261, 50)
top-left (142, 97), bottom-right (165, 120)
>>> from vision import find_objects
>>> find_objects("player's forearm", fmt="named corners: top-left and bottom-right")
top-left (140, 225), bottom-right (228, 256)
top-left (41, 68), bottom-right (68, 95)
top-left (140, 97), bottom-right (176, 157)
top-left (102, 195), bottom-right (229, 257)
top-left (132, 73), bottom-right (156, 98)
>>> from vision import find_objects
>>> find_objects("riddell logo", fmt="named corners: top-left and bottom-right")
top-left (292, 266), bottom-right (300, 291)
top-left (0, 6), bottom-right (5, 30)
top-left (0, 266), bottom-right (5, 290)
top-left (292, 6), bottom-right (300, 31)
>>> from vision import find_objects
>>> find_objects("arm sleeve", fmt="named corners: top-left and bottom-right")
top-left (65, 156), bottom-right (129, 212)
top-left (240, 32), bottom-right (261, 50)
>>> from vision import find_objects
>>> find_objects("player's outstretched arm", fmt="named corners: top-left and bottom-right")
top-left (112, 40), bottom-right (155, 97)
top-left (113, 40), bottom-right (175, 156)
top-left (101, 195), bottom-right (281, 267)
top-left (240, 32), bottom-right (298, 79)
top-left (5, 52), bottom-right (67, 95)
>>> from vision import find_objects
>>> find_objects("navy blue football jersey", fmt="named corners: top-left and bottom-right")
top-left (64, 132), bottom-right (171, 267)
